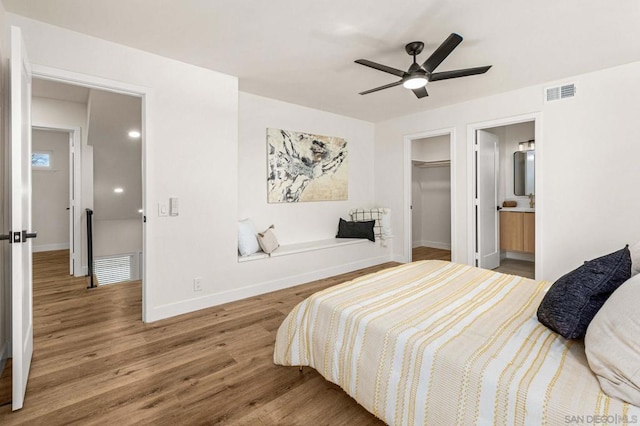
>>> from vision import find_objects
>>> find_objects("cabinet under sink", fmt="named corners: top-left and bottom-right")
top-left (500, 211), bottom-right (535, 254)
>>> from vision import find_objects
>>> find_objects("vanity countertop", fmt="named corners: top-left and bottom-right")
top-left (500, 207), bottom-right (535, 213)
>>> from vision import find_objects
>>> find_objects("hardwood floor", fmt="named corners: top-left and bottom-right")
top-left (412, 246), bottom-right (535, 279)
top-left (411, 246), bottom-right (451, 261)
top-left (494, 258), bottom-right (535, 279)
top-left (0, 250), bottom-right (393, 425)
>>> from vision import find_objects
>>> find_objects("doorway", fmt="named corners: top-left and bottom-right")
top-left (31, 78), bottom-right (144, 286)
top-left (404, 129), bottom-right (456, 263)
top-left (469, 114), bottom-right (541, 279)
top-left (31, 127), bottom-right (82, 276)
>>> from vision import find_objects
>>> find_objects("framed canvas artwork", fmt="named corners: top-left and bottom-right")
top-left (267, 128), bottom-right (348, 203)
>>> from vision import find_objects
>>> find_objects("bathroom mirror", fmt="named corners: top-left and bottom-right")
top-left (514, 150), bottom-right (535, 195)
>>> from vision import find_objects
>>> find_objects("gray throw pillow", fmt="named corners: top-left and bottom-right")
top-left (536, 246), bottom-right (631, 339)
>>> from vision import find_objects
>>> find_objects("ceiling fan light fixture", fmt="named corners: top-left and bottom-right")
top-left (403, 76), bottom-right (428, 89)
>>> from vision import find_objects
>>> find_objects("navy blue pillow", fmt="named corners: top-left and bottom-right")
top-left (336, 218), bottom-right (375, 242)
top-left (537, 246), bottom-right (631, 339)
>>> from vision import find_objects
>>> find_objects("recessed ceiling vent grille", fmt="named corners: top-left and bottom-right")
top-left (545, 83), bottom-right (576, 102)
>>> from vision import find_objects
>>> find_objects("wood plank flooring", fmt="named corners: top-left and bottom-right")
top-left (411, 246), bottom-right (452, 261)
top-left (412, 246), bottom-right (535, 279)
top-left (0, 250), bottom-right (393, 425)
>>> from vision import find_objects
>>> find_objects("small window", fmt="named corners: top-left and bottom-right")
top-left (32, 152), bottom-right (52, 169)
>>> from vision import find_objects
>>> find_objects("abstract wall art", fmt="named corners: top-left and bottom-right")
top-left (267, 128), bottom-right (348, 203)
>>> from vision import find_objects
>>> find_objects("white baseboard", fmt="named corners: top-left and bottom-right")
top-left (146, 254), bottom-right (393, 322)
top-left (75, 266), bottom-right (88, 277)
top-left (504, 251), bottom-right (535, 262)
top-left (412, 240), bottom-right (451, 250)
top-left (33, 243), bottom-right (70, 253)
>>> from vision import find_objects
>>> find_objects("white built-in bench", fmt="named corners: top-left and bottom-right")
top-left (238, 238), bottom-right (370, 263)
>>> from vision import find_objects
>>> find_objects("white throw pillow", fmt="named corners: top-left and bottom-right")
top-left (348, 208), bottom-right (392, 239)
top-left (630, 240), bottom-right (640, 276)
top-left (238, 218), bottom-right (261, 256)
top-left (585, 273), bottom-right (640, 406)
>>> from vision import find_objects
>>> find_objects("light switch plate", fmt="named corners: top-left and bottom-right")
top-left (158, 203), bottom-right (168, 217)
top-left (169, 197), bottom-right (179, 216)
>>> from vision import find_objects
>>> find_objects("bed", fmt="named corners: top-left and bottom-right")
top-left (273, 260), bottom-right (640, 425)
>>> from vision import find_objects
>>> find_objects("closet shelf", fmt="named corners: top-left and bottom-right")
top-left (412, 160), bottom-right (451, 168)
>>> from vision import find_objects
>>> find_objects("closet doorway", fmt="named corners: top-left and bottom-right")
top-left (404, 129), bottom-right (455, 263)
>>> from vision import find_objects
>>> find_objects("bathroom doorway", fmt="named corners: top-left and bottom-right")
top-left (470, 115), bottom-right (540, 279)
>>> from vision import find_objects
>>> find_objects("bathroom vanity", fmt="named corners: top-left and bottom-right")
top-left (500, 209), bottom-right (535, 253)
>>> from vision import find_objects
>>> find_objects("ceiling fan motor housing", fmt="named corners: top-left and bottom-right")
top-left (405, 41), bottom-right (424, 56)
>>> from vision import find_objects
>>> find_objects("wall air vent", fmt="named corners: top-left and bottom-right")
top-left (545, 83), bottom-right (576, 102)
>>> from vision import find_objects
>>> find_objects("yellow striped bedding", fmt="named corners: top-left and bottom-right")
top-left (273, 260), bottom-right (640, 425)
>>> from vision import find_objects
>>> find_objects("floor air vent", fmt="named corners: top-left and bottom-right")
top-left (94, 254), bottom-right (133, 285)
top-left (545, 83), bottom-right (576, 102)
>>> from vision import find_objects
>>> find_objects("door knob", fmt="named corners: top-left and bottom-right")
top-left (0, 232), bottom-right (11, 242)
top-left (21, 230), bottom-right (37, 241)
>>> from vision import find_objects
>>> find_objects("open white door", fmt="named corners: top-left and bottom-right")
top-left (476, 129), bottom-right (500, 270)
top-left (69, 133), bottom-right (74, 275)
top-left (10, 26), bottom-right (35, 411)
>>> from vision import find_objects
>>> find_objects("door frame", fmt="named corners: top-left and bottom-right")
top-left (30, 64), bottom-right (151, 322)
top-left (403, 127), bottom-right (456, 263)
top-left (31, 126), bottom-right (81, 276)
top-left (466, 112), bottom-right (543, 279)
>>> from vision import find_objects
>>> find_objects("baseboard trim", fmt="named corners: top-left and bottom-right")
top-left (146, 254), bottom-right (393, 322)
top-left (76, 266), bottom-right (88, 277)
top-left (504, 251), bottom-right (535, 262)
top-left (33, 243), bottom-right (70, 253)
top-left (412, 240), bottom-right (451, 250)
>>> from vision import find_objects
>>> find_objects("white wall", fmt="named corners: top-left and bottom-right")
top-left (238, 92), bottom-right (378, 243)
top-left (9, 14), bottom-right (239, 322)
top-left (9, 16), bottom-right (390, 322)
top-left (411, 135), bottom-right (450, 162)
top-left (376, 60), bottom-right (640, 281)
top-left (93, 219), bottom-right (142, 257)
top-left (235, 92), bottom-right (391, 305)
top-left (32, 129), bottom-right (69, 252)
top-left (412, 166), bottom-right (451, 249)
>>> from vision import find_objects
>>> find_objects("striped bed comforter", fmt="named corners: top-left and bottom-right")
top-left (274, 260), bottom-right (640, 425)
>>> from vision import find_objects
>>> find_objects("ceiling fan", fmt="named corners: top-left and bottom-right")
top-left (355, 33), bottom-right (492, 98)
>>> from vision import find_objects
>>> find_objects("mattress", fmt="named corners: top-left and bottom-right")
top-left (273, 260), bottom-right (640, 425)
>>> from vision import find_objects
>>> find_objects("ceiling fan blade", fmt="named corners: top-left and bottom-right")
top-left (422, 33), bottom-right (463, 73)
top-left (429, 65), bottom-right (492, 82)
top-left (355, 59), bottom-right (406, 77)
top-left (412, 87), bottom-right (428, 98)
top-left (359, 80), bottom-right (403, 95)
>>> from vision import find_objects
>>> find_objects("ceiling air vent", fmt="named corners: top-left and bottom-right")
top-left (545, 83), bottom-right (576, 102)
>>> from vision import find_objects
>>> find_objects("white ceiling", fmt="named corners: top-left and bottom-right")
top-left (7, 0), bottom-right (640, 122)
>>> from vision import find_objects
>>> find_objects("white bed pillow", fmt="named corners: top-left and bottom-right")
top-left (630, 240), bottom-right (640, 276)
top-left (585, 273), bottom-right (640, 406)
top-left (238, 218), bottom-right (261, 256)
